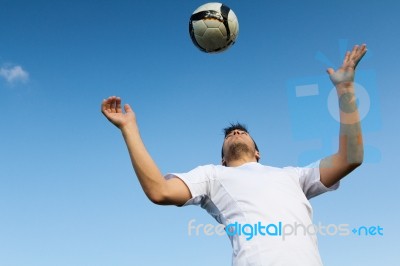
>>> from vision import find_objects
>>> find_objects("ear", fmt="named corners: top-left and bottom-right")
top-left (255, 151), bottom-right (260, 162)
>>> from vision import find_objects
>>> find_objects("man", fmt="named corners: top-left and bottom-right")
top-left (101, 44), bottom-right (367, 265)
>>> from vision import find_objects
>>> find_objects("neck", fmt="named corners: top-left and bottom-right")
top-left (226, 157), bottom-right (257, 167)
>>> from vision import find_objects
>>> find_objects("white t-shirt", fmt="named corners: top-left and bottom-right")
top-left (167, 161), bottom-right (339, 266)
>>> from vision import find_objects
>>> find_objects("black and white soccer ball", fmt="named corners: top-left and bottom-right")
top-left (189, 2), bottom-right (239, 53)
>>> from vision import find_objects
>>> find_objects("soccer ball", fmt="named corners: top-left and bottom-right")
top-left (189, 2), bottom-right (239, 53)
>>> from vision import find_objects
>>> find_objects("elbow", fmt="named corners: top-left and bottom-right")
top-left (147, 192), bottom-right (167, 205)
top-left (356, 156), bottom-right (364, 166)
top-left (350, 161), bottom-right (362, 170)
top-left (146, 187), bottom-right (170, 205)
top-left (151, 198), bottom-right (169, 206)
top-left (348, 155), bottom-right (363, 170)
top-left (149, 198), bottom-right (164, 205)
top-left (348, 149), bottom-right (364, 169)
top-left (143, 180), bottom-right (169, 205)
top-left (355, 152), bottom-right (364, 167)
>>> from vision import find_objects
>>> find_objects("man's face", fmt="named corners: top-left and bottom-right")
top-left (224, 129), bottom-right (252, 145)
top-left (222, 129), bottom-right (259, 165)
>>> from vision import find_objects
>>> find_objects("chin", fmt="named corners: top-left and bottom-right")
top-left (226, 142), bottom-right (253, 161)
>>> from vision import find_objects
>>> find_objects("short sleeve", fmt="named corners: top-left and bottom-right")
top-left (296, 160), bottom-right (340, 199)
top-left (165, 165), bottom-right (214, 206)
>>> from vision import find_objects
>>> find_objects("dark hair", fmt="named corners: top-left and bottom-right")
top-left (221, 122), bottom-right (259, 161)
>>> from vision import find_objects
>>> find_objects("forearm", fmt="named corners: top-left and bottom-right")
top-left (336, 83), bottom-right (364, 165)
top-left (319, 44), bottom-right (366, 186)
top-left (120, 124), bottom-right (166, 203)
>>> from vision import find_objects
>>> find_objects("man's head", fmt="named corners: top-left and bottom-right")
top-left (221, 123), bottom-right (260, 166)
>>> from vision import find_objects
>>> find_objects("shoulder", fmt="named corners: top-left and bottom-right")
top-left (181, 164), bottom-right (221, 180)
top-left (282, 161), bottom-right (320, 175)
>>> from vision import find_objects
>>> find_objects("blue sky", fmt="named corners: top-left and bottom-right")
top-left (1, 0), bottom-right (399, 265)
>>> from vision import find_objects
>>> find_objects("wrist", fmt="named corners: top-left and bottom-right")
top-left (335, 82), bottom-right (355, 96)
top-left (339, 92), bottom-right (358, 113)
top-left (120, 122), bottom-right (139, 135)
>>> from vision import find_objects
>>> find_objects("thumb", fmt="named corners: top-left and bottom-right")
top-left (124, 104), bottom-right (133, 113)
top-left (326, 68), bottom-right (335, 75)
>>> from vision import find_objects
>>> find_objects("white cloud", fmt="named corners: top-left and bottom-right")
top-left (0, 65), bottom-right (29, 84)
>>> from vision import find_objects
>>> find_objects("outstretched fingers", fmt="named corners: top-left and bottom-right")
top-left (349, 44), bottom-right (367, 68)
top-left (116, 97), bottom-right (122, 113)
top-left (101, 96), bottom-right (119, 114)
top-left (354, 44), bottom-right (367, 67)
top-left (343, 51), bottom-right (351, 65)
top-left (341, 44), bottom-right (367, 69)
top-left (351, 44), bottom-right (359, 56)
top-left (101, 98), bottom-right (111, 114)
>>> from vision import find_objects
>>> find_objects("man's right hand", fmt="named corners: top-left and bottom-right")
top-left (101, 96), bottom-right (191, 206)
top-left (101, 96), bottom-right (136, 130)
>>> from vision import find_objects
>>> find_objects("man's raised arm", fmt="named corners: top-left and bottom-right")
top-left (320, 44), bottom-right (367, 187)
top-left (101, 96), bottom-right (191, 205)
